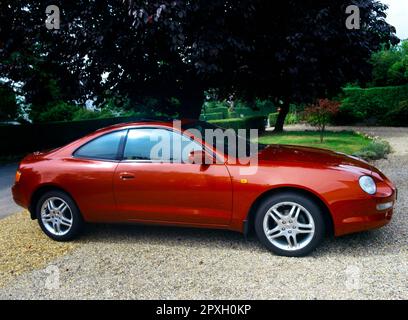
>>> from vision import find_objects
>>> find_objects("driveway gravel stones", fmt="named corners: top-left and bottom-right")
top-left (0, 212), bottom-right (77, 287)
top-left (0, 126), bottom-right (407, 299)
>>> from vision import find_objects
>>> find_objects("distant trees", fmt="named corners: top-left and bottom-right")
top-left (370, 40), bottom-right (408, 87)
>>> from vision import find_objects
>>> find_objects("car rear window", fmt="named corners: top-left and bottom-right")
top-left (74, 130), bottom-right (125, 160)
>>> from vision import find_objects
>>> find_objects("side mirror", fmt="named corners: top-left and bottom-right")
top-left (188, 150), bottom-right (214, 165)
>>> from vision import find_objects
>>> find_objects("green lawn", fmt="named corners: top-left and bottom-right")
top-left (257, 130), bottom-right (372, 155)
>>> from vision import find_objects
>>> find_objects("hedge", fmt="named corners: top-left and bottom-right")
top-left (202, 106), bottom-right (229, 118)
top-left (337, 84), bottom-right (408, 125)
top-left (199, 112), bottom-right (224, 121)
top-left (1, 115), bottom-right (267, 155)
top-left (209, 115), bottom-right (266, 133)
top-left (0, 116), bottom-right (147, 154)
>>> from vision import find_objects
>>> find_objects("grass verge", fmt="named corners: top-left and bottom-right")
top-left (258, 130), bottom-right (391, 160)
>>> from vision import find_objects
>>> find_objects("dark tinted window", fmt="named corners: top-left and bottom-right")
top-left (124, 128), bottom-right (202, 162)
top-left (74, 130), bottom-right (125, 160)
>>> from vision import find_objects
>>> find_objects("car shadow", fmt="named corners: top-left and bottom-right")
top-left (76, 220), bottom-right (403, 258)
top-left (79, 222), bottom-right (265, 252)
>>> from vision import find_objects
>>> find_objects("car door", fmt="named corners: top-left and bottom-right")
top-left (67, 129), bottom-right (126, 221)
top-left (113, 127), bottom-right (233, 226)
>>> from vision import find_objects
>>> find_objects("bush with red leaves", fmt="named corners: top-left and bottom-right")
top-left (304, 99), bottom-right (340, 143)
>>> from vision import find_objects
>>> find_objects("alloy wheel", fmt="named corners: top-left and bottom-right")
top-left (40, 197), bottom-right (73, 236)
top-left (263, 201), bottom-right (315, 251)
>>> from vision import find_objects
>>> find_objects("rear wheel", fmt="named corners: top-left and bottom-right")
top-left (36, 190), bottom-right (83, 241)
top-left (254, 192), bottom-right (325, 257)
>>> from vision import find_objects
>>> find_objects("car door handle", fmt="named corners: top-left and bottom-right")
top-left (119, 173), bottom-right (135, 180)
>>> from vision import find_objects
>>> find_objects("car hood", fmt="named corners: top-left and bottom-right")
top-left (257, 144), bottom-right (373, 172)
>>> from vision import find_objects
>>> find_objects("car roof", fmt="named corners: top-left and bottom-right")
top-left (95, 118), bottom-right (197, 133)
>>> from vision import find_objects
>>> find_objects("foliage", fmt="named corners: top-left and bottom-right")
top-left (37, 102), bottom-right (80, 123)
top-left (304, 99), bottom-right (340, 142)
top-left (258, 131), bottom-right (374, 157)
top-left (384, 100), bottom-right (408, 126)
top-left (370, 40), bottom-right (408, 87)
top-left (0, 0), bottom-right (398, 124)
top-left (199, 112), bottom-right (224, 121)
top-left (202, 98), bottom-right (276, 119)
top-left (202, 101), bottom-right (229, 118)
top-left (209, 116), bottom-right (266, 132)
top-left (353, 139), bottom-right (391, 160)
top-left (0, 83), bottom-right (18, 120)
top-left (269, 112), bottom-right (300, 126)
top-left (285, 112), bottom-right (301, 125)
top-left (268, 113), bottom-right (279, 127)
top-left (71, 108), bottom-right (116, 121)
top-left (0, 115), bottom-right (155, 154)
top-left (338, 84), bottom-right (408, 125)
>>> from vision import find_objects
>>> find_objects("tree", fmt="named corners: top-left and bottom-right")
top-left (0, 1), bottom-right (398, 128)
top-left (371, 40), bottom-right (408, 87)
top-left (304, 99), bottom-right (340, 143)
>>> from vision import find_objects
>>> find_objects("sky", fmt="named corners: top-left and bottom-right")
top-left (382, 0), bottom-right (408, 40)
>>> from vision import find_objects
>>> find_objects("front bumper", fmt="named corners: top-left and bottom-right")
top-left (334, 190), bottom-right (396, 236)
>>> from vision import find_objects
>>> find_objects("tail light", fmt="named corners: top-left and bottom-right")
top-left (15, 170), bottom-right (21, 183)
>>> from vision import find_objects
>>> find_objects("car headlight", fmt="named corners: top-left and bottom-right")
top-left (359, 176), bottom-right (377, 195)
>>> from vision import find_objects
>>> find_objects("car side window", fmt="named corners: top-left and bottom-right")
top-left (123, 128), bottom-right (203, 162)
top-left (74, 130), bottom-right (125, 160)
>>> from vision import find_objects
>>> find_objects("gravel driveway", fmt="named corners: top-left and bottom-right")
top-left (1, 126), bottom-right (407, 299)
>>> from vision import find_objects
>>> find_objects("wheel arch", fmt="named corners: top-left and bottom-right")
top-left (28, 184), bottom-right (76, 220)
top-left (244, 186), bottom-right (334, 237)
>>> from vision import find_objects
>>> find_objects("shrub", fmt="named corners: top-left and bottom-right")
top-left (205, 107), bottom-right (228, 117)
top-left (384, 100), bottom-right (408, 126)
top-left (37, 102), bottom-right (80, 122)
top-left (209, 116), bottom-right (266, 133)
top-left (231, 100), bottom-right (277, 118)
top-left (353, 139), bottom-right (391, 160)
top-left (337, 84), bottom-right (408, 125)
top-left (285, 112), bottom-right (301, 125)
top-left (304, 99), bottom-right (340, 142)
top-left (199, 112), bottom-right (224, 121)
top-left (72, 108), bottom-right (116, 120)
top-left (202, 99), bottom-right (277, 119)
top-left (268, 111), bottom-right (301, 127)
top-left (268, 113), bottom-right (279, 126)
top-left (203, 101), bottom-right (229, 114)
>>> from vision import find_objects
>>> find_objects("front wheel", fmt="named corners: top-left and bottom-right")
top-left (254, 192), bottom-right (325, 257)
top-left (36, 190), bottom-right (84, 241)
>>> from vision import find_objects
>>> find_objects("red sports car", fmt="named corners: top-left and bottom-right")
top-left (12, 120), bottom-right (396, 256)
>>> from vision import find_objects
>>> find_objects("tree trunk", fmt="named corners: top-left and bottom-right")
top-left (178, 89), bottom-right (204, 120)
top-left (273, 100), bottom-right (290, 132)
top-left (320, 124), bottom-right (325, 143)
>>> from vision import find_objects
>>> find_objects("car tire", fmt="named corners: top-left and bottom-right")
top-left (36, 190), bottom-right (84, 241)
top-left (254, 192), bottom-right (325, 257)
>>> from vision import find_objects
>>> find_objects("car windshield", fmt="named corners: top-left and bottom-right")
top-left (182, 120), bottom-right (268, 157)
